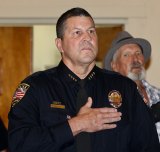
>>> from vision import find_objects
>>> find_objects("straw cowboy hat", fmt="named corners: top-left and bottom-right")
top-left (104, 31), bottom-right (151, 70)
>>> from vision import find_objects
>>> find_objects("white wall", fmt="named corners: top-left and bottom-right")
top-left (33, 25), bottom-right (61, 72)
top-left (0, 0), bottom-right (160, 87)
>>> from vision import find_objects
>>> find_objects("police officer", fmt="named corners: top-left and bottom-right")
top-left (8, 7), bottom-right (160, 152)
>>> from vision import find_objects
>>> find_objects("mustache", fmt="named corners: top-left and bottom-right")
top-left (130, 62), bottom-right (143, 69)
top-left (80, 41), bottom-right (94, 50)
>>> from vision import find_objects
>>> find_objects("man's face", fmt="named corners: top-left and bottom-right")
top-left (55, 16), bottom-right (98, 67)
top-left (111, 43), bottom-right (146, 80)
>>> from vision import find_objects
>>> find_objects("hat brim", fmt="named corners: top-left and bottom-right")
top-left (104, 38), bottom-right (151, 70)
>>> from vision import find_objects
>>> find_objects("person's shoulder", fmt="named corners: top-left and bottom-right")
top-left (96, 67), bottom-right (136, 86)
top-left (96, 66), bottom-right (129, 80)
top-left (22, 67), bottom-right (58, 85)
top-left (100, 68), bottom-right (121, 77)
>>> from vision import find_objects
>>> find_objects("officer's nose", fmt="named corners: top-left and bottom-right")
top-left (83, 32), bottom-right (92, 41)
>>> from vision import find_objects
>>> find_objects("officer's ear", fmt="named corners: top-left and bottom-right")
top-left (55, 38), bottom-right (64, 53)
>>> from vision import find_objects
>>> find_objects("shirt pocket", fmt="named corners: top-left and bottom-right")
top-left (41, 108), bottom-right (68, 127)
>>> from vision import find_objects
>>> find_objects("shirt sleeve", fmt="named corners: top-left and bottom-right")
top-left (8, 80), bottom-right (74, 152)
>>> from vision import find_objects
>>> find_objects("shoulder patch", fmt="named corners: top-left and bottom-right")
top-left (12, 83), bottom-right (30, 107)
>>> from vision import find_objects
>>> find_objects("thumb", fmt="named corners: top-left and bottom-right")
top-left (84, 97), bottom-right (92, 108)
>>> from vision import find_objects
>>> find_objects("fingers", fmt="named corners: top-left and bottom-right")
top-left (75, 97), bottom-right (122, 133)
top-left (78, 97), bottom-right (93, 114)
top-left (101, 115), bottom-right (121, 124)
top-left (101, 111), bottom-right (122, 119)
top-left (91, 111), bottom-right (121, 129)
top-left (84, 97), bottom-right (121, 114)
top-left (84, 97), bottom-right (92, 108)
top-left (98, 107), bottom-right (118, 113)
top-left (101, 123), bottom-right (117, 130)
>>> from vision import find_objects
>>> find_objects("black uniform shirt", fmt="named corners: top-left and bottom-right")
top-left (8, 61), bottom-right (160, 152)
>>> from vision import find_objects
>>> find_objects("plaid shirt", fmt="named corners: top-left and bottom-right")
top-left (142, 80), bottom-right (160, 142)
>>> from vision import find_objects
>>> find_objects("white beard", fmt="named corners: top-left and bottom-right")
top-left (127, 67), bottom-right (146, 81)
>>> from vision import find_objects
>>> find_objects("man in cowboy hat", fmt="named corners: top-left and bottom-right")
top-left (104, 30), bottom-right (160, 142)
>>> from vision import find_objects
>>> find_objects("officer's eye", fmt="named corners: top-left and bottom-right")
top-left (72, 30), bottom-right (82, 38)
top-left (88, 28), bottom-right (96, 35)
top-left (76, 31), bottom-right (80, 34)
top-left (75, 30), bottom-right (81, 35)
top-left (89, 29), bottom-right (95, 34)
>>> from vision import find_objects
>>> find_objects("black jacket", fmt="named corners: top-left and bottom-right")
top-left (8, 61), bottom-right (160, 152)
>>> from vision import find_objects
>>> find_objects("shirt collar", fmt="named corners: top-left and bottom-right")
top-left (57, 60), bottom-right (96, 84)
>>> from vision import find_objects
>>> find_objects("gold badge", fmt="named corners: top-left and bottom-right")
top-left (108, 90), bottom-right (122, 108)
